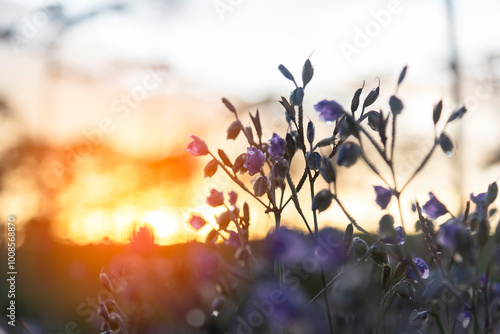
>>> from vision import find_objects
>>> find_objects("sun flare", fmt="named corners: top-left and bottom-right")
top-left (141, 209), bottom-right (181, 243)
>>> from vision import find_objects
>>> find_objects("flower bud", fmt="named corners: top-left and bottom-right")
top-left (278, 64), bottom-right (295, 83)
top-left (352, 237), bottom-right (369, 260)
top-left (217, 211), bottom-right (232, 231)
top-left (285, 133), bottom-right (296, 159)
top-left (351, 83), bottom-right (364, 113)
top-left (290, 87), bottom-right (304, 106)
top-left (439, 133), bottom-right (454, 157)
top-left (252, 176), bottom-right (270, 197)
top-left (307, 120), bottom-right (315, 144)
top-left (280, 96), bottom-right (295, 122)
top-left (204, 159), bottom-right (218, 178)
top-left (394, 261), bottom-right (407, 278)
top-left (302, 58), bottom-right (314, 88)
top-left (244, 126), bottom-right (254, 145)
top-left (371, 245), bottom-right (389, 266)
top-left (378, 214), bottom-right (395, 236)
top-left (363, 81), bottom-right (380, 108)
top-left (222, 97), bottom-right (236, 113)
top-left (232, 153), bottom-right (247, 174)
top-left (307, 151), bottom-right (322, 171)
top-left (320, 156), bottom-right (336, 184)
top-left (100, 270), bottom-right (113, 293)
top-left (487, 182), bottom-right (498, 206)
top-left (226, 120), bottom-right (241, 140)
top-left (218, 149), bottom-right (232, 168)
top-left (271, 160), bottom-right (288, 185)
top-left (337, 142), bottom-right (361, 167)
top-left (389, 95), bottom-right (404, 115)
top-left (206, 229), bottom-right (219, 244)
top-left (367, 111), bottom-right (380, 131)
top-left (312, 189), bottom-right (333, 213)
top-left (433, 100), bottom-right (443, 124)
top-left (396, 282), bottom-right (412, 302)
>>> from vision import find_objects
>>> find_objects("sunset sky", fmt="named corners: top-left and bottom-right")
top-left (0, 0), bottom-right (499, 245)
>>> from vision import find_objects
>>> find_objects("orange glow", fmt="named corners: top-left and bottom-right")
top-left (50, 148), bottom-right (222, 245)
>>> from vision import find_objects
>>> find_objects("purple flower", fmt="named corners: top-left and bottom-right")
top-left (314, 99), bottom-right (344, 123)
top-left (478, 273), bottom-right (487, 289)
top-left (422, 192), bottom-right (448, 219)
top-left (243, 147), bottom-right (265, 176)
top-left (374, 186), bottom-right (393, 210)
top-left (228, 191), bottom-right (238, 206)
top-left (186, 135), bottom-right (209, 156)
top-left (266, 228), bottom-right (308, 264)
top-left (437, 220), bottom-right (460, 251)
top-left (406, 257), bottom-right (429, 280)
top-left (243, 281), bottom-right (320, 332)
top-left (189, 215), bottom-right (206, 230)
top-left (314, 228), bottom-right (343, 269)
top-left (394, 226), bottom-right (405, 245)
top-left (206, 189), bottom-right (224, 207)
top-left (457, 304), bottom-right (473, 329)
top-left (437, 219), bottom-right (473, 256)
top-left (225, 230), bottom-right (241, 249)
top-left (268, 133), bottom-right (285, 160)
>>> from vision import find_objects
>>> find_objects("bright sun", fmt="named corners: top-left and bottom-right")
top-left (141, 210), bottom-right (180, 242)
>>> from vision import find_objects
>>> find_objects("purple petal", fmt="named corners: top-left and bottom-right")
top-left (243, 147), bottom-right (265, 176)
top-left (268, 133), bottom-right (285, 160)
top-left (206, 189), bottom-right (224, 207)
top-left (186, 135), bottom-right (209, 156)
top-left (228, 191), bottom-right (238, 206)
top-left (314, 100), bottom-right (344, 123)
top-left (374, 186), bottom-right (393, 210)
top-left (406, 257), bottom-right (429, 280)
top-left (422, 192), bottom-right (448, 219)
top-left (189, 215), bottom-right (206, 230)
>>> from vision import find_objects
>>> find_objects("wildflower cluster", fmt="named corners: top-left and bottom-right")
top-left (98, 58), bottom-right (499, 333)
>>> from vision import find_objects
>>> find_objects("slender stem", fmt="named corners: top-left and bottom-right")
top-left (484, 261), bottom-right (492, 333)
top-left (357, 124), bottom-right (388, 164)
top-left (285, 171), bottom-right (316, 242)
top-left (332, 195), bottom-right (371, 236)
top-left (396, 193), bottom-right (406, 231)
top-left (274, 212), bottom-right (285, 289)
top-left (400, 142), bottom-right (437, 193)
top-left (281, 168), bottom-right (308, 211)
top-left (358, 137), bottom-right (392, 187)
top-left (446, 301), bottom-right (450, 334)
top-left (434, 313), bottom-right (447, 334)
top-left (308, 169), bottom-right (334, 334)
top-left (295, 100), bottom-right (334, 334)
top-left (390, 114), bottom-right (397, 163)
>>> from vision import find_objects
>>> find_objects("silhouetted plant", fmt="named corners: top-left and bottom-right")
top-left (98, 58), bottom-right (500, 334)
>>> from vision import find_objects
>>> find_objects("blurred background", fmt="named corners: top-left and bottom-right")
top-left (0, 0), bottom-right (499, 331)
